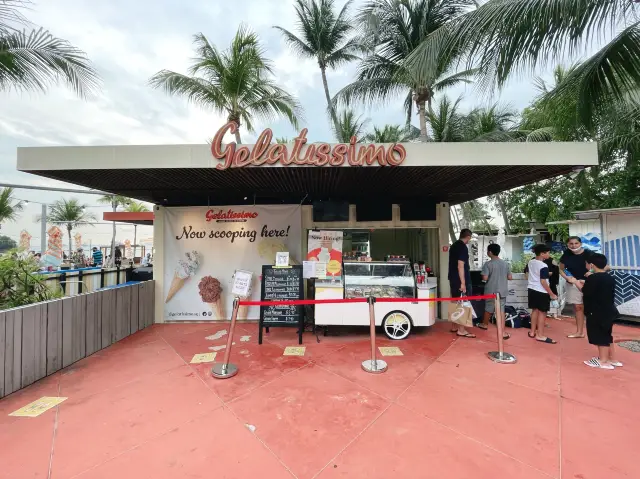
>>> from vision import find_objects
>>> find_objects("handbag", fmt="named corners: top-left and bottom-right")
top-left (448, 294), bottom-right (474, 327)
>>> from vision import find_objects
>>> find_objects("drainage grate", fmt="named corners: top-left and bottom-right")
top-left (618, 340), bottom-right (640, 352)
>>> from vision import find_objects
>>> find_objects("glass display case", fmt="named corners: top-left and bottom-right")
top-left (344, 261), bottom-right (415, 299)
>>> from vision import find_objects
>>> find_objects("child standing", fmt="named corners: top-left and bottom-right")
top-left (527, 244), bottom-right (558, 344)
top-left (575, 253), bottom-right (622, 369)
top-left (480, 243), bottom-right (512, 339)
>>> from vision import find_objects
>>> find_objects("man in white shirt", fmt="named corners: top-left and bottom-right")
top-left (527, 244), bottom-right (558, 344)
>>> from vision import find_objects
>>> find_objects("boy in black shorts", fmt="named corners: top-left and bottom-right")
top-left (575, 253), bottom-right (622, 370)
top-left (527, 244), bottom-right (558, 344)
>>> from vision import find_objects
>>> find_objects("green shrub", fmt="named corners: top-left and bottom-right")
top-left (0, 250), bottom-right (63, 310)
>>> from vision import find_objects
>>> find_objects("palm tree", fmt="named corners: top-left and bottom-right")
top-left (150, 25), bottom-right (302, 144)
top-left (0, 187), bottom-right (24, 224)
top-left (1, 0), bottom-right (98, 96)
top-left (364, 124), bottom-right (418, 142)
top-left (274, 0), bottom-right (361, 132)
top-left (334, 110), bottom-right (368, 143)
top-left (408, 0), bottom-right (640, 129)
top-left (44, 199), bottom-right (96, 257)
top-left (333, 0), bottom-right (477, 140)
top-left (124, 200), bottom-right (149, 258)
top-left (98, 195), bottom-right (128, 267)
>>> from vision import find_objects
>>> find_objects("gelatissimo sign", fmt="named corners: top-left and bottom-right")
top-left (211, 122), bottom-right (407, 170)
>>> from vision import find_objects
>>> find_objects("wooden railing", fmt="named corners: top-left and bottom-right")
top-left (0, 280), bottom-right (155, 399)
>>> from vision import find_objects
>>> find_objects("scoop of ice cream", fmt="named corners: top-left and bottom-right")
top-left (175, 251), bottom-right (201, 279)
top-left (198, 276), bottom-right (222, 302)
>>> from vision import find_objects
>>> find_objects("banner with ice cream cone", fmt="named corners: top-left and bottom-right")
top-left (163, 205), bottom-right (302, 321)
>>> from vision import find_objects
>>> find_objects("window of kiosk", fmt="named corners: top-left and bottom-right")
top-left (344, 262), bottom-right (415, 299)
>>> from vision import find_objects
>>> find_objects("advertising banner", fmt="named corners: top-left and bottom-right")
top-left (163, 205), bottom-right (301, 321)
top-left (306, 230), bottom-right (343, 280)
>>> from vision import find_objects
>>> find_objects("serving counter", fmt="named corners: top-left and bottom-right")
top-left (315, 260), bottom-right (437, 339)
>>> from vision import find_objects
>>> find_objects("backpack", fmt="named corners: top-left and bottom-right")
top-left (503, 306), bottom-right (531, 329)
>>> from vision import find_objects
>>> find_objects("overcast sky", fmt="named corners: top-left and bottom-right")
top-left (0, 0), bottom-right (559, 250)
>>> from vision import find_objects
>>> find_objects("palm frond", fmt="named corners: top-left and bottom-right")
top-left (546, 21), bottom-right (640, 128)
top-left (0, 27), bottom-right (99, 97)
top-left (0, 0), bottom-right (31, 34)
top-left (148, 70), bottom-right (228, 113)
top-left (332, 77), bottom-right (405, 108)
top-left (0, 187), bottom-right (24, 223)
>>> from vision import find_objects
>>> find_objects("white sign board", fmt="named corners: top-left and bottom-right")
top-left (302, 260), bottom-right (316, 279)
top-left (231, 270), bottom-right (253, 297)
top-left (275, 251), bottom-right (289, 268)
top-left (315, 262), bottom-right (327, 279)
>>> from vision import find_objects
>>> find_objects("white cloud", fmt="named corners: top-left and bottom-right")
top-left (0, 0), bottom-right (546, 247)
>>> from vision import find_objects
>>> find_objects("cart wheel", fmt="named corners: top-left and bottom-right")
top-left (383, 311), bottom-right (412, 340)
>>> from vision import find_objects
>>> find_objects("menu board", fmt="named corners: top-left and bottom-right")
top-left (259, 265), bottom-right (304, 344)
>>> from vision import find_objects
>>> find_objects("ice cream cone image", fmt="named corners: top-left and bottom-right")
top-left (165, 251), bottom-right (201, 303)
top-left (207, 299), bottom-right (225, 319)
top-left (165, 274), bottom-right (186, 303)
top-left (199, 276), bottom-right (224, 320)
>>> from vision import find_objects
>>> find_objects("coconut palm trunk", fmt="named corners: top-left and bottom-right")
top-left (418, 101), bottom-right (428, 140)
top-left (67, 224), bottom-right (73, 259)
top-left (494, 193), bottom-right (512, 234)
top-left (109, 200), bottom-right (117, 267)
top-left (321, 66), bottom-right (340, 133)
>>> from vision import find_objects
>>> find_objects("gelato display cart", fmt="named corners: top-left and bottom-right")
top-left (315, 260), bottom-right (437, 339)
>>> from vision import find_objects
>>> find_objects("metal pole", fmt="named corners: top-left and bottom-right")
top-left (0, 182), bottom-right (112, 196)
top-left (40, 203), bottom-right (47, 254)
top-left (211, 297), bottom-right (240, 379)
top-left (361, 296), bottom-right (388, 374)
top-left (487, 293), bottom-right (517, 364)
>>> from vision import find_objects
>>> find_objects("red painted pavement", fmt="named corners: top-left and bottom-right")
top-left (1, 318), bottom-right (639, 479)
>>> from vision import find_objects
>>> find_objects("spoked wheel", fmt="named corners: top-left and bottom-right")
top-left (383, 311), bottom-right (412, 340)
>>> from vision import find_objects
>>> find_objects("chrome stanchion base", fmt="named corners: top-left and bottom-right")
top-left (487, 351), bottom-right (517, 364)
top-left (361, 359), bottom-right (388, 374)
top-left (211, 363), bottom-right (239, 379)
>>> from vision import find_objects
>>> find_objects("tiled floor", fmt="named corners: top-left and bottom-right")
top-left (1, 317), bottom-right (639, 479)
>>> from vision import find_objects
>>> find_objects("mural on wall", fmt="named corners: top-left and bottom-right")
top-left (42, 226), bottom-right (63, 268)
top-left (606, 234), bottom-right (640, 316)
top-left (579, 233), bottom-right (602, 252)
top-left (522, 236), bottom-right (535, 254)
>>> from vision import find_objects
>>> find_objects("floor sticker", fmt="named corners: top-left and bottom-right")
top-left (283, 346), bottom-right (306, 356)
top-left (9, 397), bottom-right (67, 417)
top-left (208, 343), bottom-right (235, 351)
top-left (205, 330), bottom-right (227, 340)
top-left (240, 335), bottom-right (251, 342)
top-left (190, 352), bottom-right (217, 364)
top-left (378, 346), bottom-right (403, 356)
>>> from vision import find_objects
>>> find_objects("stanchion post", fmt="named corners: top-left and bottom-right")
top-left (487, 292), bottom-right (517, 364)
top-left (361, 296), bottom-right (388, 374)
top-left (211, 297), bottom-right (240, 379)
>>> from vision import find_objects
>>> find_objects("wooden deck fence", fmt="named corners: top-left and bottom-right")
top-left (0, 280), bottom-right (155, 399)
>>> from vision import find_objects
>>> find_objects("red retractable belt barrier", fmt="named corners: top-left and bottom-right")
top-left (238, 294), bottom-right (494, 307)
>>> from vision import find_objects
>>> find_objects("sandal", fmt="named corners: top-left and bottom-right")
top-left (503, 333), bottom-right (511, 340)
top-left (584, 358), bottom-right (614, 370)
top-left (456, 332), bottom-right (476, 338)
top-left (528, 332), bottom-right (536, 339)
top-left (476, 324), bottom-right (488, 330)
top-left (567, 333), bottom-right (585, 339)
top-left (536, 337), bottom-right (557, 344)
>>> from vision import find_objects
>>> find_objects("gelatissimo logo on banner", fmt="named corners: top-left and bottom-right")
top-left (205, 208), bottom-right (259, 223)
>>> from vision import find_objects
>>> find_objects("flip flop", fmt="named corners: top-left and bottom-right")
top-left (503, 333), bottom-right (511, 340)
top-left (456, 332), bottom-right (476, 338)
top-left (536, 337), bottom-right (557, 344)
top-left (567, 334), bottom-right (585, 338)
top-left (450, 328), bottom-right (459, 333)
top-left (476, 324), bottom-right (488, 330)
top-left (528, 332), bottom-right (536, 339)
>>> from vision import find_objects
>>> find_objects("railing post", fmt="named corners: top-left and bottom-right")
top-left (487, 292), bottom-right (517, 364)
top-left (361, 296), bottom-right (387, 374)
top-left (78, 270), bottom-right (83, 294)
top-left (211, 297), bottom-right (240, 379)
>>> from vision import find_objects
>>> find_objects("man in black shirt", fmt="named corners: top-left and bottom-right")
top-left (559, 236), bottom-right (593, 339)
top-left (448, 228), bottom-right (475, 338)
